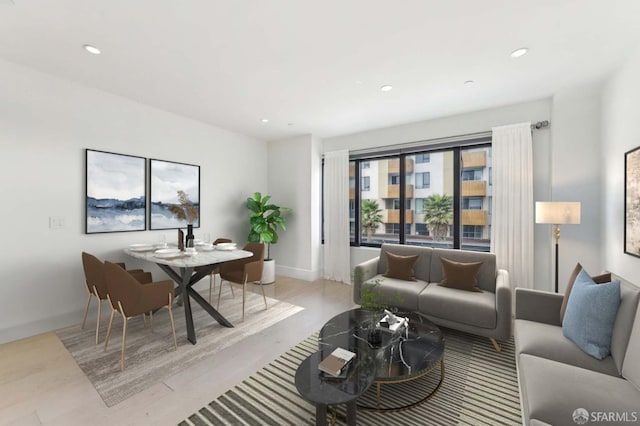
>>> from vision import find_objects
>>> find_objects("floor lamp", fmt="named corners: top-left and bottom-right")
top-left (535, 202), bottom-right (581, 293)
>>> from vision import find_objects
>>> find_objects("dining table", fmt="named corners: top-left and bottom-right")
top-left (125, 245), bottom-right (252, 344)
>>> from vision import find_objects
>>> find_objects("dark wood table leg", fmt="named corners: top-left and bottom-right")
top-left (179, 267), bottom-right (197, 344)
top-left (189, 288), bottom-right (234, 327)
top-left (346, 401), bottom-right (357, 425)
top-left (154, 263), bottom-right (233, 344)
top-left (315, 403), bottom-right (327, 426)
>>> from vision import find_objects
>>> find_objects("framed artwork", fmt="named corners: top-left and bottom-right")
top-left (85, 149), bottom-right (146, 234)
top-left (625, 146), bottom-right (640, 257)
top-left (150, 159), bottom-right (200, 230)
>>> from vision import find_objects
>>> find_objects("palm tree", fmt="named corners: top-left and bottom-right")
top-left (423, 194), bottom-right (453, 240)
top-left (361, 199), bottom-right (383, 242)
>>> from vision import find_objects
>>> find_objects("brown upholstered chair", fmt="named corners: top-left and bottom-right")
top-left (103, 261), bottom-right (177, 371)
top-left (217, 242), bottom-right (267, 322)
top-left (81, 252), bottom-right (153, 344)
top-left (209, 238), bottom-right (233, 302)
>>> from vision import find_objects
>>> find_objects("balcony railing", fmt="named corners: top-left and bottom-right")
top-left (462, 210), bottom-right (487, 225)
top-left (462, 180), bottom-right (486, 196)
top-left (384, 209), bottom-right (414, 224)
top-left (386, 184), bottom-right (414, 199)
top-left (461, 151), bottom-right (486, 168)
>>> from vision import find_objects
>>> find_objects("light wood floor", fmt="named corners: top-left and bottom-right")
top-left (0, 277), bottom-right (355, 426)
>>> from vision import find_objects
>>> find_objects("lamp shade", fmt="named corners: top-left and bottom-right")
top-left (535, 202), bottom-right (581, 224)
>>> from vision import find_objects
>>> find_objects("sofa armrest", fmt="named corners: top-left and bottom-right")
top-left (353, 257), bottom-right (379, 304)
top-left (515, 288), bottom-right (563, 326)
top-left (494, 269), bottom-right (512, 340)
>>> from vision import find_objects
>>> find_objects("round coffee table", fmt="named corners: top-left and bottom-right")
top-left (295, 350), bottom-right (374, 426)
top-left (319, 308), bottom-right (445, 412)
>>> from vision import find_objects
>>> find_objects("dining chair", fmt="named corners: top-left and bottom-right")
top-left (81, 252), bottom-right (154, 345)
top-left (217, 242), bottom-right (267, 322)
top-left (208, 238), bottom-right (233, 303)
top-left (103, 261), bottom-right (177, 371)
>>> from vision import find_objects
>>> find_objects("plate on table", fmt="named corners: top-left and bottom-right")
top-left (199, 244), bottom-right (215, 252)
top-left (129, 243), bottom-right (155, 252)
top-left (155, 248), bottom-right (183, 259)
top-left (216, 242), bottom-right (237, 251)
top-left (194, 239), bottom-right (206, 246)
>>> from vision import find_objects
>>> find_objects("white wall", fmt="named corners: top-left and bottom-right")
top-left (267, 134), bottom-right (322, 281)
top-left (549, 82), bottom-right (604, 290)
top-left (0, 59), bottom-right (267, 343)
top-left (324, 99), bottom-right (556, 289)
top-left (602, 44), bottom-right (640, 283)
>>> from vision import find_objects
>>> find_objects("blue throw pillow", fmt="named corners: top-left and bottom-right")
top-left (562, 268), bottom-right (621, 359)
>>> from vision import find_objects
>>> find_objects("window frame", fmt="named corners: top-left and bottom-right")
top-left (348, 140), bottom-right (491, 251)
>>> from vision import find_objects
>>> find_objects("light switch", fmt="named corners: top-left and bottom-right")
top-left (49, 216), bottom-right (66, 229)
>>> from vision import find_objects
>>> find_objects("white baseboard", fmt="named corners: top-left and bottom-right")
top-left (275, 264), bottom-right (320, 282)
top-left (0, 307), bottom-right (90, 345)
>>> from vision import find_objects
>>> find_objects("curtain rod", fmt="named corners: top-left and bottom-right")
top-left (348, 120), bottom-right (550, 158)
top-left (532, 120), bottom-right (550, 130)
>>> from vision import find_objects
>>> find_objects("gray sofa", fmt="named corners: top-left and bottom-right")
top-left (515, 275), bottom-right (640, 426)
top-left (353, 243), bottom-right (511, 350)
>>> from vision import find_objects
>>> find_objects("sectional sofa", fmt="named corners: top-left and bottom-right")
top-left (514, 276), bottom-right (640, 426)
top-left (353, 243), bottom-right (511, 350)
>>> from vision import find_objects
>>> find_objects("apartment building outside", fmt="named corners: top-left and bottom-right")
top-left (349, 146), bottom-right (492, 251)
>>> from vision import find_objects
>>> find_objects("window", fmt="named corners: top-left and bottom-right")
top-left (362, 176), bottom-right (370, 191)
top-left (415, 223), bottom-right (429, 236)
top-left (416, 153), bottom-right (430, 163)
top-left (462, 169), bottom-right (482, 181)
top-left (489, 167), bottom-right (492, 186)
top-left (463, 197), bottom-right (483, 210)
top-left (416, 172), bottom-right (430, 189)
top-left (360, 158), bottom-right (399, 245)
top-left (345, 143), bottom-right (491, 252)
top-left (463, 225), bottom-right (483, 239)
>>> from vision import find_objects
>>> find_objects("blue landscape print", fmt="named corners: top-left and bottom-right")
top-left (86, 150), bottom-right (146, 233)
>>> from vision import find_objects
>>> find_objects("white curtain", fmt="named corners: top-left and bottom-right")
top-left (323, 149), bottom-right (351, 284)
top-left (491, 123), bottom-right (534, 290)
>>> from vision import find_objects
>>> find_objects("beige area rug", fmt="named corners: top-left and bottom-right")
top-left (57, 285), bottom-right (304, 407)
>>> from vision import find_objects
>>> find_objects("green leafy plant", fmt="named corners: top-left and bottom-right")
top-left (423, 193), bottom-right (453, 240)
top-left (361, 199), bottom-right (383, 242)
top-left (247, 192), bottom-right (290, 260)
top-left (168, 190), bottom-right (198, 224)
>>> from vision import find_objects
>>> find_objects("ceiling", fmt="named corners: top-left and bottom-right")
top-left (1, 0), bottom-right (640, 141)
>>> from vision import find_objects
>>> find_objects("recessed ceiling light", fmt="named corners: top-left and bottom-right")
top-left (464, 80), bottom-right (475, 86)
top-left (510, 47), bottom-right (528, 58)
top-left (261, 118), bottom-right (269, 123)
top-left (83, 44), bottom-right (101, 55)
top-left (380, 85), bottom-right (393, 92)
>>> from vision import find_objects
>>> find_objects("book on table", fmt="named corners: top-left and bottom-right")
top-left (318, 347), bottom-right (356, 377)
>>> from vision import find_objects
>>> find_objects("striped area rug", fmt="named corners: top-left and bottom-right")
top-left (179, 329), bottom-right (521, 425)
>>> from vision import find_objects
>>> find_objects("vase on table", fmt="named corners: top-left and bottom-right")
top-left (186, 224), bottom-right (195, 248)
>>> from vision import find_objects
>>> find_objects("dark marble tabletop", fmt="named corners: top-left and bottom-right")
top-left (319, 308), bottom-right (444, 382)
top-left (295, 350), bottom-right (375, 406)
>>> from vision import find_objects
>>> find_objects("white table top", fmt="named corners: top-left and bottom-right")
top-left (124, 246), bottom-right (252, 268)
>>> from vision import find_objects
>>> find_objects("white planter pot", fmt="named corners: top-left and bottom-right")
top-left (261, 259), bottom-right (276, 284)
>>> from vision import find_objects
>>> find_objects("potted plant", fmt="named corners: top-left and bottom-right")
top-left (246, 192), bottom-right (290, 284)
